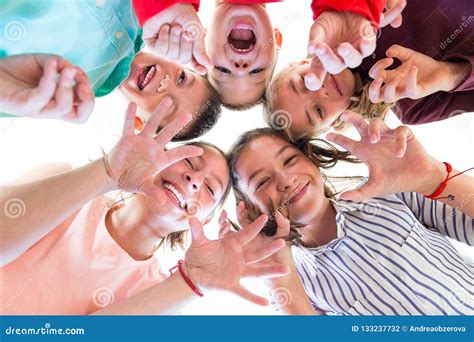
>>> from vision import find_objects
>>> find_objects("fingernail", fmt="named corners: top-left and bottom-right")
top-left (370, 133), bottom-right (378, 143)
top-left (397, 148), bottom-right (404, 158)
top-left (315, 45), bottom-right (325, 54)
top-left (339, 46), bottom-right (349, 56)
top-left (160, 96), bottom-right (173, 107)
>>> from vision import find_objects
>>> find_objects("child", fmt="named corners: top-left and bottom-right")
top-left (264, 0), bottom-right (473, 138)
top-left (0, 0), bottom-right (221, 140)
top-left (0, 100), bottom-right (288, 314)
top-left (135, 0), bottom-right (283, 109)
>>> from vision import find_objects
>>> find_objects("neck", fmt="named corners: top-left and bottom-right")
top-left (300, 199), bottom-right (338, 248)
top-left (105, 197), bottom-right (166, 261)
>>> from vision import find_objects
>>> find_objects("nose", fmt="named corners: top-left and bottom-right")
top-left (231, 60), bottom-right (251, 75)
top-left (276, 170), bottom-right (296, 192)
top-left (156, 74), bottom-right (171, 93)
top-left (183, 172), bottom-right (203, 192)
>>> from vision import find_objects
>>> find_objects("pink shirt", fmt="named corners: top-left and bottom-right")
top-left (0, 197), bottom-right (167, 315)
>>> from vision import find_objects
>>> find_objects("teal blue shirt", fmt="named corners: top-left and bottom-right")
top-left (0, 0), bottom-right (143, 116)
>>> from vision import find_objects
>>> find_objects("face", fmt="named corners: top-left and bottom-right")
top-left (206, 4), bottom-right (281, 105)
top-left (136, 146), bottom-right (230, 233)
top-left (120, 52), bottom-right (210, 131)
top-left (235, 136), bottom-right (326, 224)
top-left (274, 61), bottom-right (356, 137)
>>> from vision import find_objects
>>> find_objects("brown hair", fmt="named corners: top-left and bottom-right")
top-left (110, 141), bottom-right (231, 251)
top-left (227, 127), bottom-right (361, 244)
top-left (263, 62), bottom-right (394, 134)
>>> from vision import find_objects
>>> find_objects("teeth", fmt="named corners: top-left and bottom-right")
top-left (139, 66), bottom-right (156, 89)
top-left (163, 182), bottom-right (186, 209)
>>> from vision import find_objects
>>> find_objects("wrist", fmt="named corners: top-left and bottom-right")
top-left (416, 160), bottom-right (448, 196)
top-left (180, 260), bottom-right (206, 296)
top-left (439, 62), bottom-right (470, 92)
top-left (100, 156), bottom-right (120, 192)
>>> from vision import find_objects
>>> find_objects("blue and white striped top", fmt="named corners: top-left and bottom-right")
top-left (293, 192), bottom-right (474, 315)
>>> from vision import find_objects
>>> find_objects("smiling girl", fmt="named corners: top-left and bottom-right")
top-left (0, 99), bottom-right (287, 314)
top-left (227, 113), bottom-right (474, 315)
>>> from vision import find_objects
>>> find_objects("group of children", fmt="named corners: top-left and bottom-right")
top-left (0, 0), bottom-right (473, 315)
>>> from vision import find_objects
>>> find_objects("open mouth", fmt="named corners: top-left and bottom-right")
top-left (163, 181), bottom-right (186, 210)
top-left (137, 65), bottom-right (156, 91)
top-left (228, 25), bottom-right (256, 53)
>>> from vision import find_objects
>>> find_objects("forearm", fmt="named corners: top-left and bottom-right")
top-left (0, 158), bottom-right (116, 266)
top-left (440, 61), bottom-right (471, 92)
top-left (92, 272), bottom-right (197, 315)
top-left (268, 265), bottom-right (320, 315)
top-left (418, 162), bottom-right (474, 218)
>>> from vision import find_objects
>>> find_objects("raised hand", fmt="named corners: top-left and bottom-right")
top-left (183, 216), bottom-right (289, 306)
top-left (142, 3), bottom-right (212, 75)
top-left (368, 45), bottom-right (464, 103)
top-left (326, 111), bottom-right (445, 201)
top-left (0, 54), bottom-right (94, 123)
top-left (104, 99), bottom-right (203, 203)
top-left (305, 11), bottom-right (377, 89)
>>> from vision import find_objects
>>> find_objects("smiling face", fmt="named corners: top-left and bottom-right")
top-left (274, 61), bottom-right (356, 137)
top-left (234, 135), bottom-right (326, 224)
top-left (120, 52), bottom-right (211, 131)
top-left (206, 3), bottom-right (281, 106)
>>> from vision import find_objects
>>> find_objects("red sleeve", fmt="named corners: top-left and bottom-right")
top-left (311, 0), bottom-right (386, 27)
top-left (132, 0), bottom-right (200, 27)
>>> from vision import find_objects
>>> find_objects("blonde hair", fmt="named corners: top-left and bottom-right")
top-left (263, 63), bottom-right (395, 133)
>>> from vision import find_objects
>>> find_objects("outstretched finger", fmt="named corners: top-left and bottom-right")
top-left (380, 76), bottom-right (400, 103)
top-left (337, 43), bottom-right (363, 69)
top-left (368, 77), bottom-right (383, 103)
top-left (154, 112), bottom-right (193, 144)
top-left (314, 43), bottom-right (346, 74)
top-left (155, 24), bottom-right (171, 56)
top-left (244, 239), bottom-right (285, 264)
top-left (304, 58), bottom-right (327, 91)
top-left (236, 201), bottom-right (253, 227)
top-left (368, 117), bottom-right (384, 143)
top-left (189, 217), bottom-right (207, 246)
top-left (232, 285), bottom-right (269, 306)
top-left (141, 97), bottom-right (174, 137)
top-left (192, 30), bottom-right (213, 73)
top-left (236, 215), bottom-right (268, 246)
top-left (164, 145), bottom-right (204, 167)
top-left (121, 102), bottom-right (138, 137)
top-left (243, 263), bottom-right (290, 279)
top-left (405, 66), bottom-right (419, 99)
top-left (380, 0), bottom-right (407, 28)
top-left (368, 57), bottom-right (394, 79)
top-left (395, 125), bottom-right (412, 158)
top-left (340, 111), bottom-right (369, 138)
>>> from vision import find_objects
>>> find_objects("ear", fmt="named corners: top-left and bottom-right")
top-left (274, 28), bottom-right (283, 50)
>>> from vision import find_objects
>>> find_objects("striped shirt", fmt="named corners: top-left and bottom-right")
top-left (293, 192), bottom-right (474, 315)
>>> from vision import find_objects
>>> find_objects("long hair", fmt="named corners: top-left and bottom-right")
top-left (227, 127), bottom-right (361, 245)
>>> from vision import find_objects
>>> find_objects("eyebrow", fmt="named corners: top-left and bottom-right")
top-left (246, 145), bottom-right (294, 186)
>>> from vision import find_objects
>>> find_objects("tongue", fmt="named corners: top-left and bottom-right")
top-left (230, 28), bottom-right (254, 40)
top-left (228, 28), bottom-right (256, 50)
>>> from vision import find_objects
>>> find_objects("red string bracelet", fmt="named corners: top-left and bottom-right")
top-left (169, 260), bottom-right (204, 297)
top-left (426, 162), bottom-right (474, 200)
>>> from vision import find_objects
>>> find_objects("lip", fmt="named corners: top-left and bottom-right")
top-left (287, 182), bottom-right (309, 205)
top-left (136, 65), bottom-right (157, 91)
top-left (162, 180), bottom-right (187, 210)
top-left (330, 75), bottom-right (343, 96)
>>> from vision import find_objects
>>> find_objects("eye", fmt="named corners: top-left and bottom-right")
top-left (215, 66), bottom-right (231, 74)
top-left (185, 158), bottom-right (195, 170)
top-left (206, 184), bottom-right (215, 198)
top-left (284, 155), bottom-right (298, 166)
top-left (256, 177), bottom-right (270, 191)
top-left (177, 70), bottom-right (187, 86)
top-left (313, 105), bottom-right (323, 119)
top-left (249, 68), bottom-right (265, 75)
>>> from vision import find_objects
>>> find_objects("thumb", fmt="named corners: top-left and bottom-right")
top-left (339, 178), bottom-right (380, 202)
top-left (308, 23), bottom-right (326, 54)
top-left (386, 44), bottom-right (412, 61)
top-left (189, 217), bottom-right (206, 244)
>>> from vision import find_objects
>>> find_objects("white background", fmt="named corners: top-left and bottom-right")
top-left (0, 1), bottom-right (472, 314)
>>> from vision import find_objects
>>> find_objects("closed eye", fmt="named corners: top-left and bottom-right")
top-left (215, 66), bottom-right (231, 74)
top-left (249, 68), bottom-right (265, 75)
top-left (256, 177), bottom-right (270, 191)
top-left (284, 155), bottom-right (298, 166)
top-left (314, 105), bottom-right (323, 119)
top-left (185, 158), bottom-right (195, 170)
top-left (206, 184), bottom-right (215, 198)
